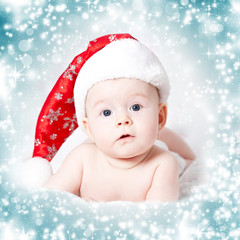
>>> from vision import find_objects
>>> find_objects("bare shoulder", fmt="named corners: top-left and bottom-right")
top-left (145, 145), bottom-right (179, 201)
top-left (151, 145), bottom-right (179, 169)
top-left (70, 142), bottom-right (97, 155)
top-left (62, 142), bottom-right (97, 167)
top-left (43, 143), bottom-right (97, 193)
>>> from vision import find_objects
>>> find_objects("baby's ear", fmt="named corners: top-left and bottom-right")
top-left (158, 103), bottom-right (167, 131)
top-left (82, 117), bottom-right (94, 140)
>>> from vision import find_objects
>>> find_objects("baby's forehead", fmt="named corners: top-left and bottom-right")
top-left (86, 78), bottom-right (160, 103)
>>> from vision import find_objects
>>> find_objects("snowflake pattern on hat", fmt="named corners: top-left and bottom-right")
top-left (63, 114), bottom-right (77, 131)
top-left (46, 144), bottom-right (57, 160)
top-left (55, 93), bottom-right (63, 100)
top-left (63, 64), bottom-right (78, 81)
top-left (50, 134), bottom-right (57, 140)
top-left (44, 108), bottom-right (64, 125)
top-left (109, 34), bottom-right (116, 42)
top-left (35, 139), bottom-right (41, 146)
top-left (65, 97), bottom-right (74, 104)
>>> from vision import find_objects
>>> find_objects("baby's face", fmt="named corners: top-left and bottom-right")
top-left (83, 78), bottom-right (166, 159)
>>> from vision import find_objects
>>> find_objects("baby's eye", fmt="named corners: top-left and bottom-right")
top-left (102, 109), bottom-right (112, 117)
top-left (130, 104), bottom-right (142, 111)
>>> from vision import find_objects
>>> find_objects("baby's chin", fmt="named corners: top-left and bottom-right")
top-left (95, 140), bottom-right (155, 160)
top-left (102, 151), bottom-right (137, 160)
top-left (101, 147), bottom-right (151, 161)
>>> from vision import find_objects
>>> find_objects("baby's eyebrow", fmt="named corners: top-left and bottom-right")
top-left (93, 100), bottom-right (107, 109)
top-left (129, 93), bottom-right (149, 99)
top-left (92, 93), bottom-right (148, 109)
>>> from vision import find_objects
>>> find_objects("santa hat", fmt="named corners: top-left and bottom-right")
top-left (22, 33), bottom-right (170, 187)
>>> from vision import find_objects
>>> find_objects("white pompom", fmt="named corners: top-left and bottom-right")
top-left (16, 157), bottom-right (53, 190)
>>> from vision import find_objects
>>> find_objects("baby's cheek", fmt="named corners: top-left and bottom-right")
top-left (95, 134), bottom-right (114, 156)
top-left (92, 124), bottom-right (112, 145)
top-left (140, 117), bottom-right (158, 139)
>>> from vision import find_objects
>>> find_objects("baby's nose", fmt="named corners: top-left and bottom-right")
top-left (116, 116), bottom-right (133, 127)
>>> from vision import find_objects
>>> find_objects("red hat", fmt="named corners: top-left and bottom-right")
top-left (32, 33), bottom-right (170, 164)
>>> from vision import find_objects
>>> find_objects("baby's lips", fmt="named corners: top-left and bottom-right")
top-left (117, 134), bottom-right (134, 141)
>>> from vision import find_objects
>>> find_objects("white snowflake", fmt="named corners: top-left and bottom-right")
top-left (55, 93), bottom-right (63, 100)
top-left (63, 114), bottom-right (77, 131)
top-left (69, 64), bottom-right (77, 74)
top-left (46, 144), bottom-right (57, 159)
top-left (50, 134), bottom-right (57, 140)
top-left (109, 35), bottom-right (116, 42)
top-left (44, 108), bottom-right (64, 125)
top-left (77, 56), bottom-right (82, 64)
top-left (35, 139), bottom-right (41, 146)
top-left (63, 71), bottom-right (73, 80)
top-left (63, 64), bottom-right (77, 81)
top-left (65, 97), bottom-right (74, 104)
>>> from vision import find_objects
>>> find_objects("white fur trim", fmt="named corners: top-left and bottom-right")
top-left (74, 38), bottom-right (170, 128)
top-left (16, 157), bottom-right (53, 189)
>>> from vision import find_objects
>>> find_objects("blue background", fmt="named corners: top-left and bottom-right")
top-left (0, 0), bottom-right (239, 239)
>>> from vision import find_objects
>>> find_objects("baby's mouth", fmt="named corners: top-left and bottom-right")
top-left (117, 134), bottom-right (134, 141)
top-left (120, 134), bottom-right (130, 139)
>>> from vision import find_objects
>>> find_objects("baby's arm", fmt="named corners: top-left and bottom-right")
top-left (146, 153), bottom-right (179, 202)
top-left (43, 145), bottom-right (85, 195)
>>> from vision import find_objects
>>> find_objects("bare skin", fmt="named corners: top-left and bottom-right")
top-left (44, 78), bottom-right (195, 202)
top-left (159, 128), bottom-right (195, 169)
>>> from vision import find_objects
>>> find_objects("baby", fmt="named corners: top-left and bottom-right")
top-left (31, 33), bottom-right (195, 202)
